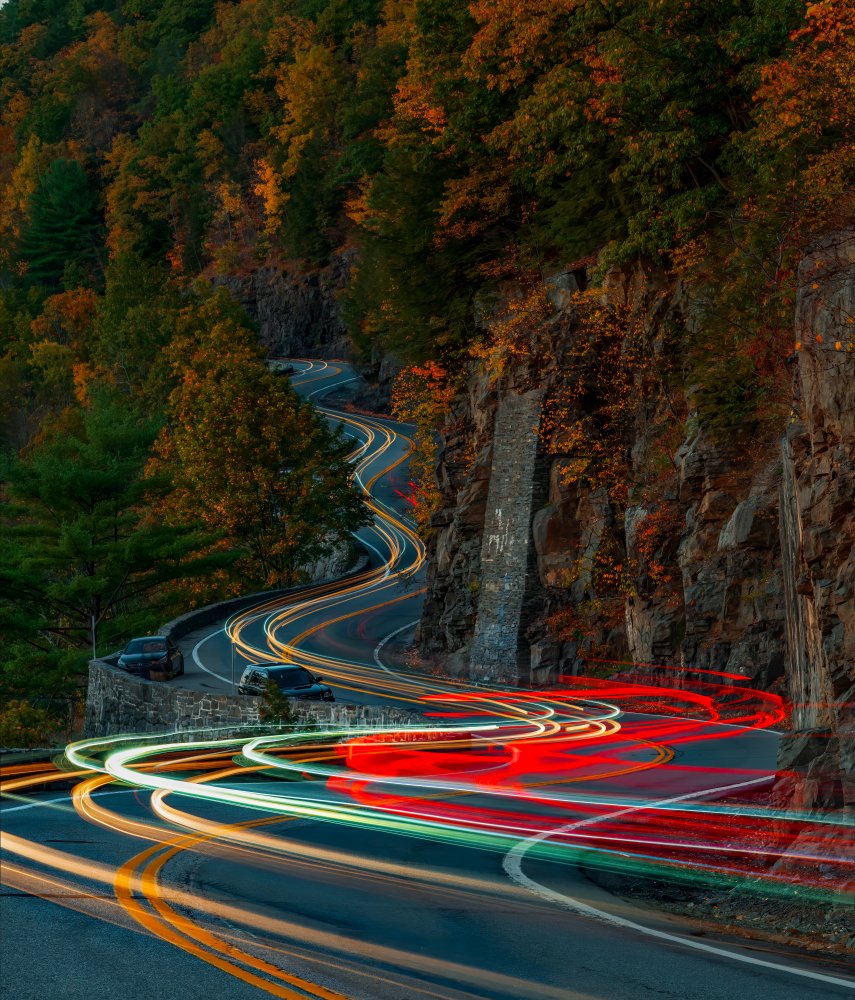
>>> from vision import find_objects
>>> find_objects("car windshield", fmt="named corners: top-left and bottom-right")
top-left (125, 639), bottom-right (166, 654)
top-left (269, 667), bottom-right (313, 689)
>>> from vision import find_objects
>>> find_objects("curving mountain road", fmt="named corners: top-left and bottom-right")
top-left (2, 360), bottom-right (853, 1000)
top-left (178, 359), bottom-right (427, 708)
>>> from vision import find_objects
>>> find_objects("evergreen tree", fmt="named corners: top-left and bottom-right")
top-left (0, 387), bottom-right (229, 702)
top-left (19, 158), bottom-right (102, 289)
top-left (91, 251), bottom-right (180, 397)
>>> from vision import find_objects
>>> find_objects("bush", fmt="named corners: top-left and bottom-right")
top-left (0, 699), bottom-right (62, 748)
top-left (259, 680), bottom-right (297, 727)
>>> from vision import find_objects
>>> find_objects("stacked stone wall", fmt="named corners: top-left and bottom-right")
top-left (468, 390), bottom-right (548, 684)
top-left (84, 659), bottom-right (423, 737)
top-left (83, 547), bottom-right (376, 737)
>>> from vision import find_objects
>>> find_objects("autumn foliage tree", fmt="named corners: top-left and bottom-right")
top-left (391, 361), bottom-right (455, 535)
top-left (153, 293), bottom-right (369, 586)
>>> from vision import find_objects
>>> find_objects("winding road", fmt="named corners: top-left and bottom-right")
top-left (179, 359), bottom-right (427, 708)
top-left (2, 361), bottom-right (853, 1000)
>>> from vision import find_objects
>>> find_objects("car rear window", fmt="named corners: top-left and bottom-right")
top-left (125, 639), bottom-right (166, 654)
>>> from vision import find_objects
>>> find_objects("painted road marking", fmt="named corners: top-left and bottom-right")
top-left (503, 775), bottom-right (855, 990)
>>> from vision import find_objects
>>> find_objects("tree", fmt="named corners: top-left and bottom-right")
top-left (149, 0), bottom-right (218, 49)
top-left (91, 251), bottom-right (181, 397)
top-left (18, 157), bottom-right (103, 288)
top-left (391, 361), bottom-right (454, 534)
top-left (679, 1), bottom-right (855, 438)
top-left (0, 386), bottom-right (227, 702)
top-left (0, 698), bottom-right (62, 748)
top-left (259, 679), bottom-right (297, 727)
top-left (103, 115), bottom-right (205, 267)
top-left (154, 293), bottom-right (370, 586)
top-left (344, 139), bottom-right (476, 361)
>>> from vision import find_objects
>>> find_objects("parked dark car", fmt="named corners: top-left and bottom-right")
top-left (118, 636), bottom-right (184, 678)
top-left (238, 664), bottom-right (334, 701)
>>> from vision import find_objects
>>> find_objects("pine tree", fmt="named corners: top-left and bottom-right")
top-left (19, 158), bottom-right (102, 289)
top-left (0, 387), bottom-right (229, 701)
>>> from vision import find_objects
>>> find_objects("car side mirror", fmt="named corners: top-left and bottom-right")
top-left (315, 676), bottom-right (323, 682)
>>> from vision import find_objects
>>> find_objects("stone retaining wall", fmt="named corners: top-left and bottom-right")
top-left (84, 547), bottom-right (376, 737)
top-left (469, 389), bottom-right (548, 684)
top-left (85, 659), bottom-right (422, 737)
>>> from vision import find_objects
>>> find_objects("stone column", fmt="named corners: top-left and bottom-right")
top-left (469, 389), bottom-right (547, 684)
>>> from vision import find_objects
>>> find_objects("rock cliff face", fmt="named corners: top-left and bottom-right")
top-left (419, 370), bottom-right (497, 670)
top-left (220, 255), bottom-right (353, 359)
top-left (777, 228), bottom-right (855, 810)
top-left (421, 282), bottom-right (789, 696)
top-left (221, 255), bottom-right (401, 410)
top-left (420, 234), bottom-right (854, 810)
top-left (623, 434), bottom-right (786, 685)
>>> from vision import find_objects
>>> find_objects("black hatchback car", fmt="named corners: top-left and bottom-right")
top-left (117, 636), bottom-right (184, 678)
top-left (238, 664), bottom-right (334, 701)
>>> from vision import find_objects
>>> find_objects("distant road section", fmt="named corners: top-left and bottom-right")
top-left (181, 358), bottom-right (428, 708)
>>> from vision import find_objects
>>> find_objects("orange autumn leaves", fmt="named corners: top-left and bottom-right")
top-left (391, 361), bottom-right (455, 535)
top-left (150, 294), bottom-right (367, 587)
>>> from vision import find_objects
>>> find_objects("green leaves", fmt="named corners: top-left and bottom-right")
top-left (19, 158), bottom-right (103, 290)
top-left (153, 292), bottom-right (370, 588)
top-left (259, 678), bottom-right (297, 727)
top-left (0, 387), bottom-right (228, 701)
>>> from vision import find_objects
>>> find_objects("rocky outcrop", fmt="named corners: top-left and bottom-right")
top-left (420, 274), bottom-right (790, 695)
top-left (220, 255), bottom-right (404, 410)
top-left (320, 349), bottom-right (401, 415)
top-left (219, 254), bottom-right (353, 359)
top-left (625, 440), bottom-right (785, 684)
top-left (777, 227), bottom-right (855, 810)
top-left (419, 370), bottom-right (499, 668)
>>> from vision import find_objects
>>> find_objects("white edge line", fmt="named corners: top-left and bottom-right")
top-left (503, 776), bottom-right (855, 990)
top-left (192, 628), bottom-right (233, 685)
top-left (373, 620), bottom-right (420, 675)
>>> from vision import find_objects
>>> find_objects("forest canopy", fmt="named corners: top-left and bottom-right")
top-left (2, 1), bottom-right (851, 356)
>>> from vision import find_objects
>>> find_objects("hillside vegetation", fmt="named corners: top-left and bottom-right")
top-left (1, 0), bottom-right (852, 740)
